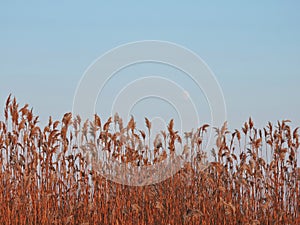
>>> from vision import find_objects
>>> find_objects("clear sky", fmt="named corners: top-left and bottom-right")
top-left (1, 1), bottom-right (300, 132)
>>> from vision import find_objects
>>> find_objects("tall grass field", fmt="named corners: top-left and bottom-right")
top-left (0, 95), bottom-right (299, 224)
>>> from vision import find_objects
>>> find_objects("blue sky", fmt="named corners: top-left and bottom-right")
top-left (1, 1), bottom-right (300, 131)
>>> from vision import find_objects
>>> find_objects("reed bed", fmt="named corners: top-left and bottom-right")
top-left (0, 95), bottom-right (299, 224)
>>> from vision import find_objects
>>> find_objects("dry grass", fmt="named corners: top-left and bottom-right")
top-left (0, 95), bottom-right (299, 224)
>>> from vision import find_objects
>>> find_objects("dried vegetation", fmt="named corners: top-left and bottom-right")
top-left (0, 95), bottom-right (299, 224)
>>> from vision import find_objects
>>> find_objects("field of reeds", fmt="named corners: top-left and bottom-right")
top-left (0, 95), bottom-right (299, 224)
